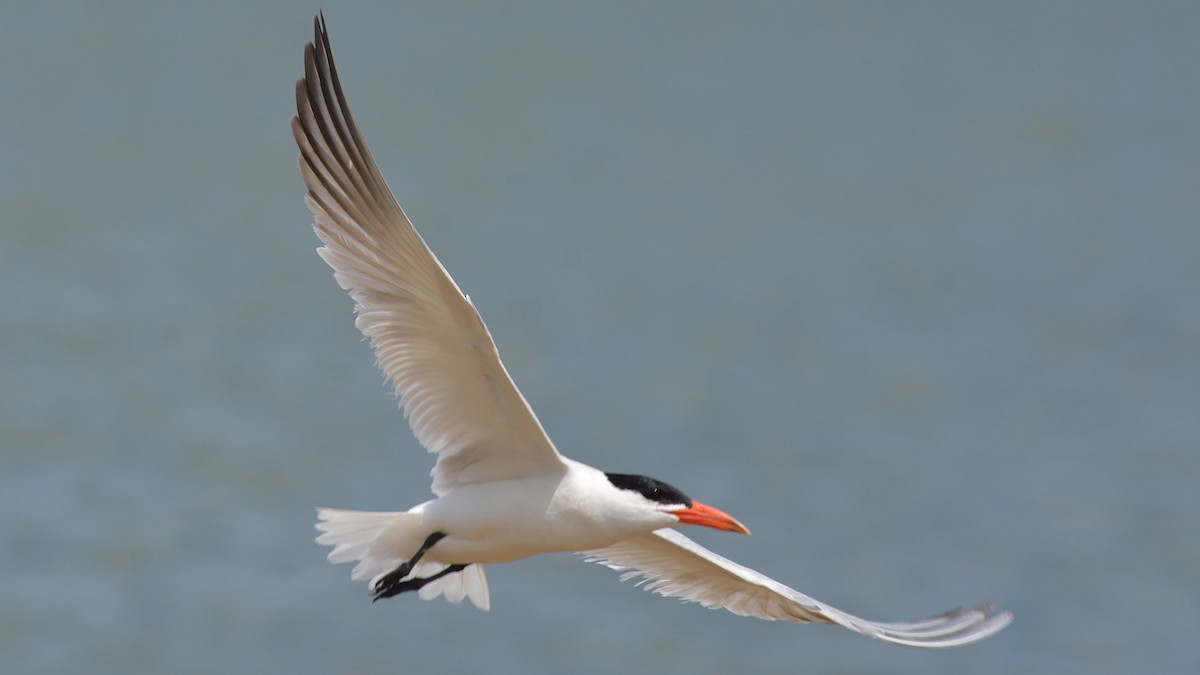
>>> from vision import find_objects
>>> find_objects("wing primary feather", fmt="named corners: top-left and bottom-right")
top-left (584, 529), bottom-right (1012, 648)
top-left (293, 14), bottom-right (567, 494)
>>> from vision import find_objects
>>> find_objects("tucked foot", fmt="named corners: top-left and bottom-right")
top-left (370, 531), bottom-right (448, 598)
top-left (373, 563), bottom-right (468, 602)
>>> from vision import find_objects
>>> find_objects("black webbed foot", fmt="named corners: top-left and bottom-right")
top-left (373, 563), bottom-right (469, 602)
top-left (368, 530), bottom-right (447, 592)
top-left (370, 531), bottom-right (463, 602)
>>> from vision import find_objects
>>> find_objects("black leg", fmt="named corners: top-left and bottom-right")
top-left (371, 531), bottom-right (446, 596)
top-left (373, 564), bottom-right (469, 602)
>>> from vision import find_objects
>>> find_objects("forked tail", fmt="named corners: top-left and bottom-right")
top-left (315, 508), bottom-right (490, 610)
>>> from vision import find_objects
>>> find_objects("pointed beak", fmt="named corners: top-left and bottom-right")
top-left (673, 500), bottom-right (751, 535)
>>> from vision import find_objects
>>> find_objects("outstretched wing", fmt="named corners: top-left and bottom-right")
top-left (585, 529), bottom-right (1012, 648)
top-left (292, 15), bottom-right (567, 494)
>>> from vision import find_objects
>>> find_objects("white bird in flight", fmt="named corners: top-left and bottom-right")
top-left (292, 14), bottom-right (1011, 648)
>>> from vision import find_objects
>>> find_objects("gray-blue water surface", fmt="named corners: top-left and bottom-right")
top-left (4, 2), bottom-right (1197, 673)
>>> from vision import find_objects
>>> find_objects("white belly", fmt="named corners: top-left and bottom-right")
top-left (416, 461), bottom-right (675, 564)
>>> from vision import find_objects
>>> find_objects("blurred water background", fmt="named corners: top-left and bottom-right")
top-left (3, 2), bottom-right (1197, 673)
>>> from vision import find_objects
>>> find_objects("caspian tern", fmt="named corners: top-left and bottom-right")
top-left (292, 14), bottom-right (1012, 648)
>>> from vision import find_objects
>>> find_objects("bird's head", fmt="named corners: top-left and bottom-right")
top-left (604, 472), bottom-right (751, 535)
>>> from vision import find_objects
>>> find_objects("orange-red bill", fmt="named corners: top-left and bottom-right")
top-left (674, 501), bottom-right (751, 535)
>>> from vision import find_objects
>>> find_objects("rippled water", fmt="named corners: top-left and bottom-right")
top-left (4, 2), bottom-right (1197, 673)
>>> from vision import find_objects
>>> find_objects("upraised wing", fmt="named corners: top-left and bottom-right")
top-left (585, 528), bottom-right (1012, 648)
top-left (292, 15), bottom-right (567, 494)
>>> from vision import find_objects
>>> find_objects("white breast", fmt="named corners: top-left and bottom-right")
top-left (419, 460), bottom-right (678, 564)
